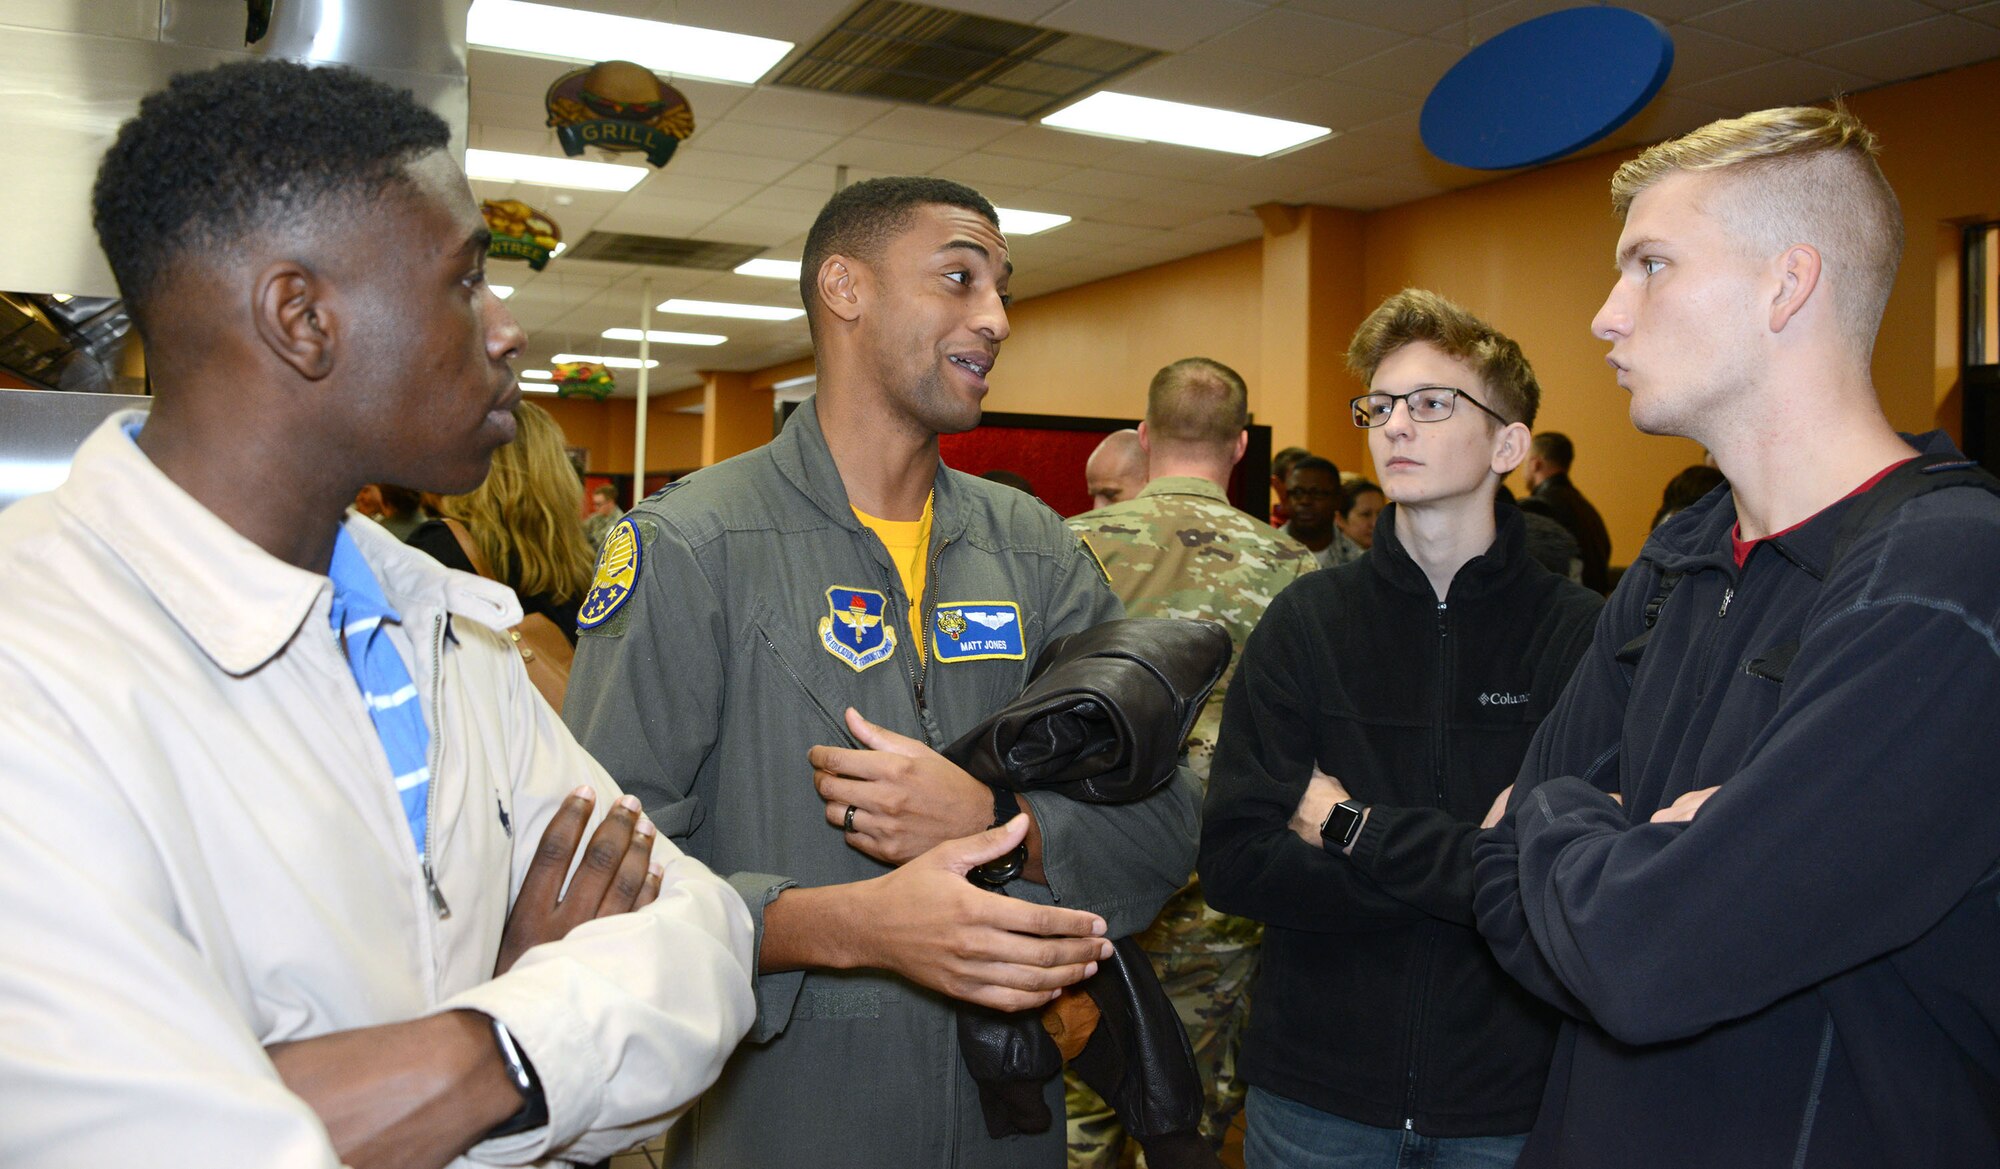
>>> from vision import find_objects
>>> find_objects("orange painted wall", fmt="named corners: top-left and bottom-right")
top-left (540, 392), bottom-right (704, 475)
top-left (985, 240), bottom-right (1263, 423)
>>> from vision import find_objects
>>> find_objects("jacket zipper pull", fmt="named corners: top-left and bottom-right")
top-left (423, 859), bottom-right (452, 919)
top-left (1718, 587), bottom-right (1735, 618)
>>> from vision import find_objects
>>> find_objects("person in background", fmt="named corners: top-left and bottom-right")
top-left (1475, 103), bottom-right (2000, 1168)
top-left (354, 483), bottom-right (429, 541)
top-left (1268, 445), bottom-right (1310, 528)
top-left (1085, 427), bottom-right (1148, 510)
top-left (981, 467), bottom-right (1038, 498)
top-left (0, 58), bottom-right (753, 1169)
top-left (1064, 357), bottom-right (1313, 1166)
top-left (563, 175), bottom-right (1197, 1169)
top-left (1519, 432), bottom-right (1612, 593)
top-left (584, 482), bottom-right (623, 550)
top-left (1650, 464), bottom-right (1727, 530)
top-left (1335, 478), bottom-right (1384, 553)
top-left (408, 401), bottom-right (595, 645)
top-left (1280, 456), bottom-right (1355, 570)
top-left (1203, 288), bottom-right (1601, 1169)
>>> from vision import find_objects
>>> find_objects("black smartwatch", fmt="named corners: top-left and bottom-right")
top-left (1319, 800), bottom-right (1366, 852)
top-left (484, 1015), bottom-right (548, 1140)
top-left (968, 787), bottom-right (1028, 889)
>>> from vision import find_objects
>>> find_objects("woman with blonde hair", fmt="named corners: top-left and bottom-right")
top-left (407, 401), bottom-right (595, 645)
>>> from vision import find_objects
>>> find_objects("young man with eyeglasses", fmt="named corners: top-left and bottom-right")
top-left (1200, 288), bottom-right (1602, 1169)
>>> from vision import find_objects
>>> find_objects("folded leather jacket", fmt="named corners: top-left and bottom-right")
top-left (944, 617), bottom-right (1231, 1169)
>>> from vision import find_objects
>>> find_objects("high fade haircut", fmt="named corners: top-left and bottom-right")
top-left (1346, 288), bottom-right (1540, 429)
top-left (93, 59), bottom-right (449, 332)
top-left (1145, 357), bottom-right (1249, 447)
top-left (1609, 103), bottom-right (1904, 359)
top-left (1530, 431), bottom-right (1574, 469)
top-left (798, 176), bottom-right (999, 341)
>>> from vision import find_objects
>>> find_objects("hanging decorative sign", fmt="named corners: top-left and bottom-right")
top-left (546, 60), bottom-right (695, 169)
top-left (1421, 6), bottom-right (1674, 170)
top-left (554, 361), bottom-right (616, 401)
top-left (482, 199), bottom-right (562, 271)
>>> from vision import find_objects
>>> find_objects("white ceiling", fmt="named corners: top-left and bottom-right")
top-left (470, 0), bottom-right (2000, 394)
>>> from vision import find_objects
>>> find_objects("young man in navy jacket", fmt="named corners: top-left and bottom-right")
top-left (1202, 289), bottom-right (1602, 1168)
top-left (1475, 104), bottom-right (2000, 1168)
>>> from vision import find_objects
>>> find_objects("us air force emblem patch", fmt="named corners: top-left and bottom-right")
top-left (932, 601), bottom-right (1025, 663)
top-left (577, 516), bottom-right (641, 630)
top-left (819, 586), bottom-right (897, 672)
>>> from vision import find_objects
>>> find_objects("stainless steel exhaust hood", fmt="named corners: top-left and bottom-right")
top-left (0, 0), bottom-right (473, 299)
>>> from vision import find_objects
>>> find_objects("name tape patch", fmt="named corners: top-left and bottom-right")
top-left (933, 601), bottom-right (1025, 663)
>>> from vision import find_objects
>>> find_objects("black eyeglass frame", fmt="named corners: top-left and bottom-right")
top-left (1349, 386), bottom-right (1510, 429)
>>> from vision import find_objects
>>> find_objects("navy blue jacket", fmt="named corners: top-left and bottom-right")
top-left (1475, 432), bottom-right (2000, 1168)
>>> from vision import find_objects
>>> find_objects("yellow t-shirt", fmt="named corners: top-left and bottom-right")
top-left (853, 493), bottom-right (934, 662)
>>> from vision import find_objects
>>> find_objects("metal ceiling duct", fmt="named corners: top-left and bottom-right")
top-left (0, 0), bottom-right (473, 299)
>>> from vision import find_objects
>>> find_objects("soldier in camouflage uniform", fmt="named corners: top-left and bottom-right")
top-left (1064, 358), bottom-right (1314, 1167)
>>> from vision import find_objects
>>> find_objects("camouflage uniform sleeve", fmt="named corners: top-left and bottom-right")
top-left (1018, 534), bottom-right (1201, 938)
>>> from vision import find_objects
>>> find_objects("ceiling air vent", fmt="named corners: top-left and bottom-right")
top-left (775, 0), bottom-right (1159, 120)
top-left (564, 232), bottom-right (768, 271)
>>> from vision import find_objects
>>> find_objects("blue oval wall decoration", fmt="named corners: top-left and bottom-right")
top-left (1422, 6), bottom-right (1675, 170)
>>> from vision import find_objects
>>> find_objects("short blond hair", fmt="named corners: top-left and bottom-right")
top-left (1346, 288), bottom-right (1539, 427)
top-left (1611, 104), bottom-right (1904, 357)
top-left (1145, 357), bottom-right (1249, 447)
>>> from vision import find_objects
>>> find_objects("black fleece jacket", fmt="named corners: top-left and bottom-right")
top-left (1200, 502), bottom-right (1601, 1136)
top-left (1475, 431), bottom-right (2000, 1169)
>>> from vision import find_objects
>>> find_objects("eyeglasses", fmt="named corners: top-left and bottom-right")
top-left (1350, 386), bottom-right (1509, 429)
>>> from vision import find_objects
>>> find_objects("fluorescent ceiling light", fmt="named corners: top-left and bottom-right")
top-left (551, 241), bottom-right (567, 257)
top-left (995, 207), bottom-right (1071, 236)
top-left (656, 298), bottom-right (804, 321)
top-left (772, 374), bottom-right (817, 390)
top-left (601, 327), bottom-right (729, 346)
top-left (467, 0), bottom-right (793, 85)
top-left (1041, 92), bottom-right (1330, 158)
top-left (522, 384), bottom-right (559, 394)
top-left (735, 258), bottom-right (802, 280)
top-left (465, 148), bottom-right (647, 191)
top-left (489, 285), bottom-right (515, 299)
top-left (519, 369), bottom-right (552, 380)
top-left (554, 353), bottom-right (660, 369)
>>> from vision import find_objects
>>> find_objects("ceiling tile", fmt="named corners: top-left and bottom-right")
top-left (594, 201), bottom-right (734, 237)
top-left (468, 89), bottom-right (555, 132)
top-left (860, 105), bottom-right (1024, 151)
top-left (1808, 14), bottom-right (2000, 78)
top-left (1963, 1), bottom-right (2000, 26)
top-left (665, 148), bottom-right (799, 184)
top-left (983, 124), bottom-right (1141, 165)
top-left (1281, 0), bottom-right (1468, 37)
top-left (816, 136), bottom-right (969, 174)
top-left (1331, 37), bottom-right (1468, 98)
top-left (1041, 167), bottom-right (1176, 199)
top-left (1177, 212), bottom-right (1265, 243)
top-left (1297, 172), bottom-right (1447, 210)
top-left (744, 184), bottom-right (838, 213)
top-left (1039, 0), bottom-right (1266, 52)
top-left (1248, 78), bottom-right (1414, 133)
top-left (1459, 0), bottom-right (1583, 48)
top-left (935, 152), bottom-right (1080, 189)
top-left (724, 87), bottom-right (898, 134)
top-left (1193, 9), bottom-right (1404, 75)
top-left (1097, 140), bottom-right (1250, 178)
top-left (698, 206), bottom-right (816, 241)
top-left (1116, 51), bottom-right (1315, 109)
top-left (639, 0), bottom-right (853, 42)
top-left (688, 121), bottom-right (843, 162)
top-left (1675, 56), bottom-right (1878, 110)
top-left (775, 161), bottom-right (901, 193)
top-left (1687, 0), bottom-right (1940, 56)
top-left (1664, 26), bottom-right (1782, 86)
top-left (1603, 93), bottom-right (1734, 148)
top-left (1013, 187), bottom-right (1128, 218)
top-left (628, 170), bottom-right (767, 205)
top-left (928, 0), bottom-right (1070, 21)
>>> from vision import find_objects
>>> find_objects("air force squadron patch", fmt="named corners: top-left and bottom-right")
top-left (577, 516), bottom-right (642, 630)
top-left (820, 586), bottom-right (898, 672)
top-left (933, 601), bottom-right (1025, 663)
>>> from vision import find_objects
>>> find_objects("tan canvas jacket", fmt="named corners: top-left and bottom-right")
top-left (0, 414), bottom-right (756, 1167)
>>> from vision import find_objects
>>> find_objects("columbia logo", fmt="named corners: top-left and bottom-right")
top-left (1479, 692), bottom-right (1531, 706)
